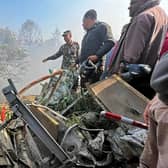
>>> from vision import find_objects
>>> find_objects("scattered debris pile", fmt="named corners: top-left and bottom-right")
top-left (0, 70), bottom-right (148, 167)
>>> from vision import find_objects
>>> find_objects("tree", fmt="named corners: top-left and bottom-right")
top-left (52, 28), bottom-right (61, 41)
top-left (51, 27), bottom-right (62, 47)
top-left (0, 27), bottom-right (17, 47)
top-left (0, 27), bottom-right (27, 83)
top-left (43, 27), bottom-right (62, 50)
top-left (19, 19), bottom-right (43, 45)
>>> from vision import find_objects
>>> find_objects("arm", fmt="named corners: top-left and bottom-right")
top-left (75, 43), bottom-right (80, 64)
top-left (143, 95), bottom-right (157, 125)
top-left (123, 14), bottom-right (154, 63)
top-left (96, 24), bottom-right (115, 59)
top-left (43, 46), bottom-right (63, 62)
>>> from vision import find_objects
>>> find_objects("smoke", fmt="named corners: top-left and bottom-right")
top-left (0, 40), bottom-right (63, 102)
top-left (0, 21), bottom-right (64, 102)
top-left (19, 42), bottom-right (62, 95)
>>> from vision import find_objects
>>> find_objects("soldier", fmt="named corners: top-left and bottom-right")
top-left (42, 30), bottom-right (79, 70)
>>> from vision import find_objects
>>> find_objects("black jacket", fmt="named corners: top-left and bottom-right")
top-left (79, 21), bottom-right (115, 64)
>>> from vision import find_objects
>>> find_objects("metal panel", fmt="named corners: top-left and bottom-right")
top-left (2, 85), bottom-right (71, 163)
top-left (89, 75), bottom-right (149, 122)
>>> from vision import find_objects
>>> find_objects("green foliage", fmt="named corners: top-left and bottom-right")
top-left (19, 19), bottom-right (43, 45)
top-left (0, 28), bottom-right (17, 46)
top-left (66, 113), bottom-right (82, 127)
top-left (0, 27), bottom-right (27, 81)
top-left (70, 93), bottom-right (102, 113)
top-left (56, 93), bottom-right (75, 111)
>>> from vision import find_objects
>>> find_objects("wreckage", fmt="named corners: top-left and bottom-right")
top-left (0, 68), bottom-right (149, 168)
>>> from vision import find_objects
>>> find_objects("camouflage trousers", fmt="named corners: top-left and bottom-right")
top-left (37, 69), bottom-right (79, 111)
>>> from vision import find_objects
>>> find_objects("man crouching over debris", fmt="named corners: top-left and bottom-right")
top-left (139, 54), bottom-right (168, 168)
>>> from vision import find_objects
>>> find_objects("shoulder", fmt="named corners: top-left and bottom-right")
top-left (131, 12), bottom-right (155, 30)
top-left (97, 21), bottom-right (111, 29)
top-left (73, 41), bottom-right (79, 45)
top-left (135, 12), bottom-right (154, 23)
top-left (95, 22), bottom-right (112, 34)
top-left (61, 43), bottom-right (67, 48)
top-left (72, 41), bottom-right (79, 47)
top-left (145, 5), bottom-right (167, 17)
top-left (134, 6), bottom-right (166, 25)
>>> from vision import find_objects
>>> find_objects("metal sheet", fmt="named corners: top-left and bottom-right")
top-left (2, 85), bottom-right (71, 163)
top-left (29, 105), bottom-right (59, 141)
top-left (89, 75), bottom-right (149, 122)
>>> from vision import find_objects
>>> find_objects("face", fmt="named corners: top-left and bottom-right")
top-left (128, 0), bottom-right (144, 17)
top-left (82, 18), bottom-right (95, 31)
top-left (63, 33), bottom-right (72, 43)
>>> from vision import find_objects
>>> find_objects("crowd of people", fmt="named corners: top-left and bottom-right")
top-left (42, 0), bottom-right (168, 167)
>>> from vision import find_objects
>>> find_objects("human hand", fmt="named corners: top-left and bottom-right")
top-left (144, 102), bottom-right (151, 125)
top-left (143, 95), bottom-right (157, 125)
top-left (88, 55), bottom-right (98, 63)
top-left (42, 58), bottom-right (48, 63)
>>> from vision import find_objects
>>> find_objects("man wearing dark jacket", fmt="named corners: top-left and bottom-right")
top-left (79, 9), bottom-right (115, 85)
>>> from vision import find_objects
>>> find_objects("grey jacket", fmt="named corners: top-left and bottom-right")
top-left (79, 21), bottom-right (115, 64)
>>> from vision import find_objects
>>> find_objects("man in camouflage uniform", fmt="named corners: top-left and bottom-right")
top-left (43, 30), bottom-right (79, 69)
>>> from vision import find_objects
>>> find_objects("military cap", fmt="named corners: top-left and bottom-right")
top-left (62, 30), bottom-right (71, 36)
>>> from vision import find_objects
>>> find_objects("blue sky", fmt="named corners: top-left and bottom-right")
top-left (0, 0), bottom-right (167, 41)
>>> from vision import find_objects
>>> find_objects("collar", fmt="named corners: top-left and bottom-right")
top-left (66, 40), bottom-right (73, 46)
top-left (132, 0), bottom-right (160, 17)
top-left (87, 21), bottom-right (100, 32)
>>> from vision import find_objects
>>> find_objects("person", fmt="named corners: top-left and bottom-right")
top-left (139, 53), bottom-right (168, 168)
top-left (42, 30), bottom-right (79, 70)
top-left (79, 9), bottom-right (115, 86)
top-left (108, 0), bottom-right (168, 98)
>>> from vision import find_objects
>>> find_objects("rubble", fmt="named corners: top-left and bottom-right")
top-left (0, 69), bottom-right (148, 167)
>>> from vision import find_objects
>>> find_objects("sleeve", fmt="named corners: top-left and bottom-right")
top-left (46, 45), bottom-right (63, 61)
top-left (96, 24), bottom-right (115, 59)
top-left (76, 43), bottom-right (80, 64)
top-left (123, 14), bottom-right (154, 63)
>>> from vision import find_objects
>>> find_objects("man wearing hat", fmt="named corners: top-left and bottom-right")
top-left (139, 53), bottom-right (168, 167)
top-left (43, 30), bottom-right (79, 69)
top-left (79, 9), bottom-right (115, 84)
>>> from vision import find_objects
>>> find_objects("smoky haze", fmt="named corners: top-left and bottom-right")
top-left (0, 21), bottom-right (63, 102)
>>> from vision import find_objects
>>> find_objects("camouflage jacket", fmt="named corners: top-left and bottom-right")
top-left (46, 41), bottom-right (79, 69)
